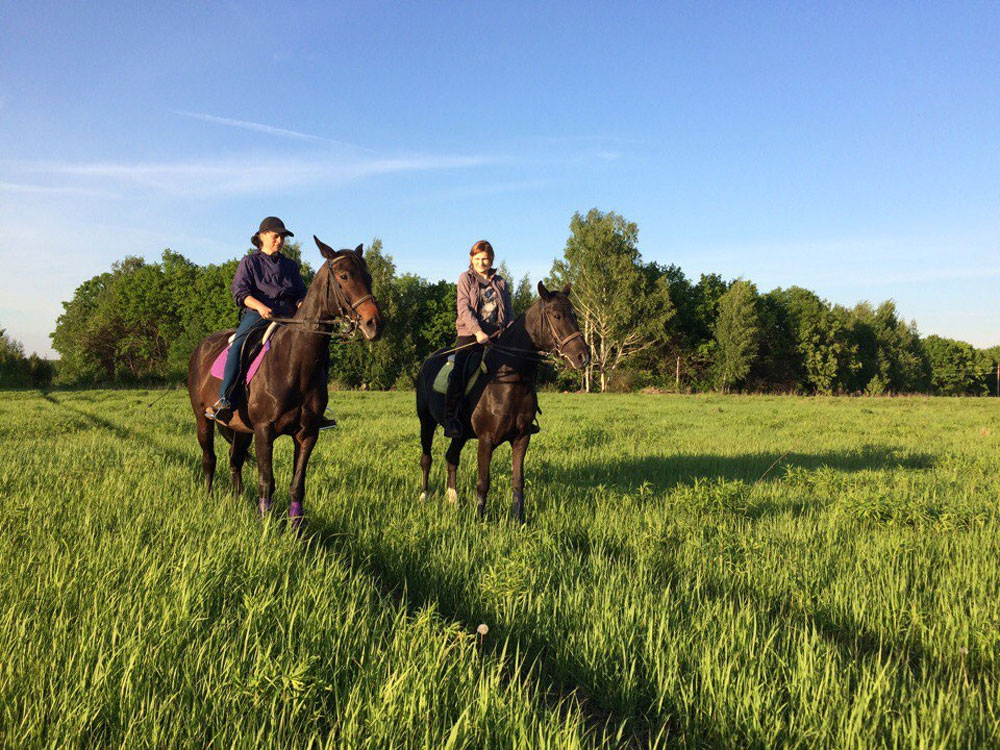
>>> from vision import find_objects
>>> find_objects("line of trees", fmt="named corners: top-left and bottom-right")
top-left (0, 328), bottom-right (54, 388)
top-left (18, 208), bottom-right (998, 395)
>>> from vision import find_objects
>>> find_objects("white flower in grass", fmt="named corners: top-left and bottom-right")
top-left (477, 624), bottom-right (489, 637)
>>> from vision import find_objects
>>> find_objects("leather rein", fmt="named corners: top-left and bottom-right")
top-left (486, 302), bottom-right (584, 365)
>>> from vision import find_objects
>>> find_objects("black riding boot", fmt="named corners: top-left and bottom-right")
top-left (443, 373), bottom-right (464, 438)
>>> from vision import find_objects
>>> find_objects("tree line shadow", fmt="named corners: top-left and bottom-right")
top-left (304, 513), bottom-right (715, 749)
top-left (42, 393), bottom-right (200, 476)
top-left (536, 445), bottom-right (935, 497)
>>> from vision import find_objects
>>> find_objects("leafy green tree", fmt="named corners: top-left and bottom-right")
top-left (712, 280), bottom-right (760, 392)
top-left (498, 262), bottom-right (534, 318)
top-left (549, 208), bottom-right (674, 392)
top-left (924, 335), bottom-right (985, 395)
top-left (775, 287), bottom-right (857, 394)
top-left (0, 328), bottom-right (29, 387)
top-left (846, 301), bottom-right (930, 394)
top-left (748, 290), bottom-right (803, 392)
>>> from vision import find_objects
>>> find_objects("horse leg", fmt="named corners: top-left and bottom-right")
top-left (196, 415), bottom-right (216, 494)
top-left (229, 432), bottom-right (252, 500)
top-left (445, 438), bottom-right (467, 505)
top-left (254, 425), bottom-right (277, 516)
top-left (511, 434), bottom-right (531, 524)
top-left (475, 438), bottom-right (496, 520)
top-left (289, 432), bottom-right (318, 530)
top-left (418, 411), bottom-right (435, 501)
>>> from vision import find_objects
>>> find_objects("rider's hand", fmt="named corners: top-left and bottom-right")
top-left (259, 306), bottom-right (274, 320)
top-left (475, 330), bottom-right (490, 345)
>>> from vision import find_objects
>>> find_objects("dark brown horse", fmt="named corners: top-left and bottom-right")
top-left (188, 237), bottom-right (383, 526)
top-left (416, 282), bottom-right (589, 522)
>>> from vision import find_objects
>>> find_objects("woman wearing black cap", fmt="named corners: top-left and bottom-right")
top-left (206, 216), bottom-right (307, 421)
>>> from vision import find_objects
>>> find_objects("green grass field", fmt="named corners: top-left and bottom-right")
top-left (2, 389), bottom-right (1000, 748)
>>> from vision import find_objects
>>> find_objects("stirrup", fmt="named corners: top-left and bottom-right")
top-left (205, 399), bottom-right (232, 422)
top-left (318, 415), bottom-right (337, 430)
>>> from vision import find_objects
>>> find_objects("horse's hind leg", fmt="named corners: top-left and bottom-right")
top-left (196, 416), bottom-right (216, 494)
top-left (229, 432), bottom-right (252, 500)
top-left (418, 410), bottom-right (435, 501)
top-left (445, 438), bottom-right (467, 505)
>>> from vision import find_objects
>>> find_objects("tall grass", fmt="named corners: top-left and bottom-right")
top-left (2, 390), bottom-right (999, 747)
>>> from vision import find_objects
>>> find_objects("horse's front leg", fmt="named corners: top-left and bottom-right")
top-left (289, 431), bottom-right (318, 530)
top-left (511, 434), bottom-right (531, 524)
top-left (254, 424), bottom-right (277, 516)
top-left (476, 438), bottom-right (496, 520)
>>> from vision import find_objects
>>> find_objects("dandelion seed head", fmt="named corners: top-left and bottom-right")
top-left (477, 623), bottom-right (489, 636)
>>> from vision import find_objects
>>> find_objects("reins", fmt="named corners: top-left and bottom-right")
top-left (431, 300), bottom-right (584, 367)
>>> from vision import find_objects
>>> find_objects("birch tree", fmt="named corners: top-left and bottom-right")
top-left (549, 208), bottom-right (673, 392)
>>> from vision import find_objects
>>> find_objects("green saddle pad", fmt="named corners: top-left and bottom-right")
top-left (433, 357), bottom-right (486, 395)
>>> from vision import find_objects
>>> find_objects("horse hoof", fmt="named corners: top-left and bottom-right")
top-left (477, 499), bottom-right (486, 519)
top-left (258, 497), bottom-right (273, 516)
top-left (418, 491), bottom-right (428, 502)
top-left (289, 501), bottom-right (304, 532)
top-left (446, 488), bottom-right (459, 505)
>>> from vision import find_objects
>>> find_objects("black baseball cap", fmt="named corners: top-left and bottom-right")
top-left (257, 216), bottom-right (294, 237)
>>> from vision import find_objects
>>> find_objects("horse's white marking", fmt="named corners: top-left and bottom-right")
top-left (418, 491), bottom-right (427, 502)
top-left (446, 488), bottom-right (458, 504)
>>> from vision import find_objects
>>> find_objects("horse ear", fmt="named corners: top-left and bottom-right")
top-left (537, 280), bottom-right (551, 301)
top-left (314, 235), bottom-right (339, 260)
top-left (560, 283), bottom-right (571, 297)
top-left (354, 244), bottom-right (364, 258)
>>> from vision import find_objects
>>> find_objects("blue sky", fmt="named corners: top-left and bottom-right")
top-left (2, 1), bottom-right (997, 356)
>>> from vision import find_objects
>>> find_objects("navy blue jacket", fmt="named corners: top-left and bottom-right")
top-left (230, 250), bottom-right (308, 317)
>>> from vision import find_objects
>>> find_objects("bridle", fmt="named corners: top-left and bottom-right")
top-left (269, 254), bottom-right (376, 339)
top-left (539, 301), bottom-right (584, 362)
top-left (485, 299), bottom-right (585, 366)
top-left (324, 255), bottom-right (376, 336)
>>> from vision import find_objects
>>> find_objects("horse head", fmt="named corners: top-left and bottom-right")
top-left (534, 281), bottom-right (590, 369)
top-left (313, 236), bottom-right (385, 341)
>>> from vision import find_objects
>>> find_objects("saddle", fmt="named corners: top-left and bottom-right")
top-left (209, 322), bottom-right (280, 389)
top-left (432, 350), bottom-right (486, 395)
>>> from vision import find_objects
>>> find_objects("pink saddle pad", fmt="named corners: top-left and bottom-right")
top-left (209, 341), bottom-right (271, 384)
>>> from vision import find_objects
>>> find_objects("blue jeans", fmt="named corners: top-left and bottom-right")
top-left (218, 310), bottom-right (267, 402)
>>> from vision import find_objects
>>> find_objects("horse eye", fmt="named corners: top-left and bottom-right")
top-left (339, 273), bottom-right (348, 280)
top-left (554, 314), bottom-right (562, 320)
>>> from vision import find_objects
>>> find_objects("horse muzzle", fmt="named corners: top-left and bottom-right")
top-left (564, 341), bottom-right (590, 370)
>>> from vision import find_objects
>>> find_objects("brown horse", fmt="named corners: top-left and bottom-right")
top-left (416, 282), bottom-right (589, 522)
top-left (188, 236), bottom-right (383, 526)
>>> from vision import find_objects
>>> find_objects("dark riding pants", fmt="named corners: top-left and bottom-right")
top-left (219, 310), bottom-right (267, 402)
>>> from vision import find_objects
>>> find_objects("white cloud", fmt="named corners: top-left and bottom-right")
top-left (14, 152), bottom-right (501, 197)
top-left (0, 181), bottom-right (120, 198)
top-left (173, 110), bottom-right (351, 145)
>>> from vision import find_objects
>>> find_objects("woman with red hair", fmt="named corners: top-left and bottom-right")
top-left (444, 240), bottom-right (514, 437)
